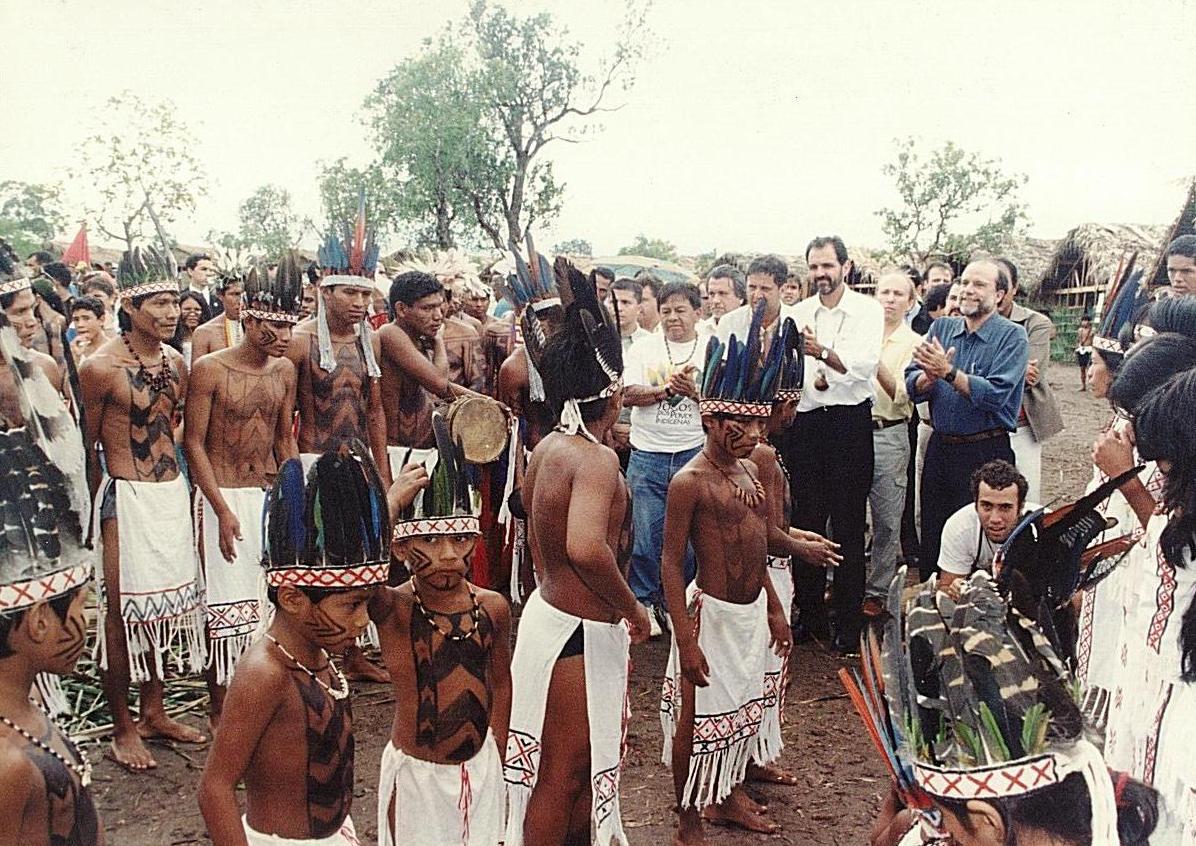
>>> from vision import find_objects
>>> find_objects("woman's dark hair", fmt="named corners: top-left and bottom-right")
top-left (657, 281), bottom-right (701, 311)
top-left (166, 290), bottom-right (212, 352)
top-left (0, 588), bottom-right (80, 659)
top-left (1108, 333), bottom-right (1196, 420)
top-left (938, 771), bottom-right (1157, 846)
top-left (1131, 367), bottom-right (1196, 680)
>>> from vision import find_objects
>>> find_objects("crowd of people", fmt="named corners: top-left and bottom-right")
top-left (2, 219), bottom-right (1196, 846)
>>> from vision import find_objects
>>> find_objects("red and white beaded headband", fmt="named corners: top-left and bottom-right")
top-left (241, 308), bottom-right (300, 324)
top-left (775, 388), bottom-right (802, 403)
top-left (319, 274), bottom-right (375, 290)
top-left (914, 754), bottom-right (1062, 800)
top-left (0, 277), bottom-right (32, 297)
top-left (265, 562), bottom-right (389, 589)
top-left (699, 398), bottom-right (773, 417)
top-left (0, 562), bottom-right (93, 613)
top-left (393, 515), bottom-right (481, 540)
top-left (1092, 335), bottom-right (1123, 354)
top-left (120, 279), bottom-right (179, 299)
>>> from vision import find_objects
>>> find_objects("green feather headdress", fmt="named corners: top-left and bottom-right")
top-left (392, 411), bottom-right (480, 540)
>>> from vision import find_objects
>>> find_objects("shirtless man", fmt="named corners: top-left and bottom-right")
top-left (79, 246), bottom-right (207, 770)
top-left (198, 449), bottom-right (391, 846)
top-left (373, 412), bottom-right (512, 845)
top-left (185, 259), bottom-right (301, 724)
top-left (2, 281), bottom-right (66, 398)
top-left (442, 286), bottom-right (486, 391)
top-left (190, 276), bottom-right (245, 361)
top-left (504, 264), bottom-right (651, 846)
top-left (0, 436), bottom-right (101, 846)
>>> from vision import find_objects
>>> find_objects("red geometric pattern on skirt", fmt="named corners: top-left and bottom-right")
top-left (1142, 683), bottom-right (1173, 786)
top-left (762, 670), bottom-right (781, 708)
top-left (915, 755), bottom-right (1060, 799)
top-left (692, 697), bottom-right (766, 756)
top-left (1076, 586), bottom-right (1096, 678)
top-left (503, 729), bottom-right (540, 788)
top-left (1146, 547), bottom-right (1177, 654)
top-left (592, 765), bottom-right (620, 828)
top-left (207, 598), bottom-right (261, 636)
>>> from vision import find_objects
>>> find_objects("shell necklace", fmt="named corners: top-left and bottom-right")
top-left (0, 707), bottom-right (91, 787)
top-left (703, 450), bottom-right (766, 509)
top-left (265, 634), bottom-right (349, 700)
top-left (412, 583), bottom-right (482, 643)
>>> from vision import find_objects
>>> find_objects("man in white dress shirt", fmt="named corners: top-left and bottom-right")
top-left (782, 236), bottom-right (883, 655)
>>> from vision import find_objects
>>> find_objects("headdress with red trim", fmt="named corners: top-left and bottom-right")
top-left (1093, 257), bottom-right (1149, 366)
top-left (242, 251), bottom-right (303, 325)
top-left (839, 569), bottom-right (1120, 844)
top-left (316, 191), bottom-right (382, 376)
top-left (0, 428), bottom-right (91, 616)
top-left (773, 317), bottom-right (804, 404)
top-left (393, 411), bottom-right (480, 541)
top-left (261, 440), bottom-right (390, 592)
top-left (699, 300), bottom-right (788, 417)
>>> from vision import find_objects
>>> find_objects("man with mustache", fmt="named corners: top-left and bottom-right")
top-left (184, 254), bottom-right (303, 726)
top-left (786, 237), bottom-right (884, 656)
top-left (905, 258), bottom-right (1028, 578)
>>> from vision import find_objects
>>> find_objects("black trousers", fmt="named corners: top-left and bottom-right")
top-left (778, 400), bottom-right (873, 645)
top-left (900, 417), bottom-right (920, 558)
top-left (919, 430), bottom-right (1014, 579)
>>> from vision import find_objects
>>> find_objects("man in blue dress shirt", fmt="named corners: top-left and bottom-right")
top-left (905, 258), bottom-right (1028, 578)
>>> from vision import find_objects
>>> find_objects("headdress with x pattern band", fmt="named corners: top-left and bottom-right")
top-left (242, 250), bottom-right (304, 324)
top-left (1093, 255), bottom-right (1150, 360)
top-left (116, 243), bottom-right (179, 300)
top-left (261, 441), bottom-right (391, 591)
top-left (699, 301), bottom-right (791, 417)
top-left (316, 192), bottom-right (382, 377)
top-left (393, 411), bottom-right (480, 541)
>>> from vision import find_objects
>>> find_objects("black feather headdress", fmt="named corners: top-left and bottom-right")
top-left (699, 301), bottom-right (788, 417)
top-left (392, 411), bottom-right (480, 540)
top-left (242, 251), bottom-right (303, 324)
top-left (116, 244), bottom-right (179, 299)
top-left (261, 440), bottom-right (390, 591)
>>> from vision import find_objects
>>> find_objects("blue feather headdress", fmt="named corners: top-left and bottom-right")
top-left (261, 440), bottom-right (390, 591)
top-left (1094, 258), bottom-right (1148, 361)
top-left (393, 411), bottom-right (480, 540)
top-left (314, 191), bottom-right (382, 377)
top-left (699, 301), bottom-right (787, 417)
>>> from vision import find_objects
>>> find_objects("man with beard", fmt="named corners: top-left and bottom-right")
top-left (905, 258), bottom-right (1027, 577)
top-left (184, 255), bottom-right (302, 726)
top-left (80, 245), bottom-right (207, 770)
top-left (786, 237), bottom-right (883, 654)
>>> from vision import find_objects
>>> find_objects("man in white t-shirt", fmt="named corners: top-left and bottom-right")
top-left (938, 459), bottom-right (1038, 594)
top-left (622, 281), bottom-right (709, 635)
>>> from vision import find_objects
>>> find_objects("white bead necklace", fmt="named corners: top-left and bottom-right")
top-left (265, 634), bottom-right (349, 701)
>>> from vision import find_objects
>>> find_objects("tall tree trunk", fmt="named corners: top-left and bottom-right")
top-left (435, 195), bottom-right (455, 250)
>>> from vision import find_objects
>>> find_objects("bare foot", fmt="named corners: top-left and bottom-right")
top-left (702, 802), bottom-right (779, 834)
top-left (106, 729), bottom-right (157, 771)
top-left (727, 785), bottom-right (768, 815)
top-left (747, 760), bottom-right (799, 786)
top-left (343, 649), bottom-right (390, 684)
top-left (137, 713), bottom-right (207, 744)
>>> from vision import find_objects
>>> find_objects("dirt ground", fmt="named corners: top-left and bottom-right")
top-left (83, 360), bottom-right (1109, 846)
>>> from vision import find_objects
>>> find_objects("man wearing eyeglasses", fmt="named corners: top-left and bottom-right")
top-left (905, 258), bottom-right (1028, 579)
top-left (783, 237), bottom-right (883, 656)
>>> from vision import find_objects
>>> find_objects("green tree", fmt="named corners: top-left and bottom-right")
top-left (72, 91), bottom-right (207, 252)
top-left (0, 181), bottom-right (66, 257)
top-left (315, 158), bottom-right (404, 241)
top-left (618, 234), bottom-right (678, 262)
top-left (876, 137), bottom-right (1028, 266)
top-left (235, 184), bottom-right (309, 255)
top-left (553, 237), bottom-right (592, 256)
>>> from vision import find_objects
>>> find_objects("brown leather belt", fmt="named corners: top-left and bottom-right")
top-left (938, 428), bottom-right (1008, 445)
top-left (871, 418), bottom-right (906, 430)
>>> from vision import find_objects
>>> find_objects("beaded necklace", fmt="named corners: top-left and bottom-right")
top-left (702, 450), bottom-right (766, 509)
top-left (0, 707), bottom-right (91, 787)
top-left (120, 332), bottom-right (175, 394)
top-left (265, 634), bottom-right (349, 701)
top-left (663, 334), bottom-right (699, 368)
top-left (412, 583), bottom-right (482, 642)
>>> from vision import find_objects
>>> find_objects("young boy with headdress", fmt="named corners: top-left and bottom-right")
top-left (660, 304), bottom-right (839, 844)
top-left (0, 428), bottom-right (101, 846)
top-left (79, 244), bottom-right (207, 770)
top-left (198, 444), bottom-right (393, 846)
top-left (371, 410), bottom-right (512, 846)
top-left (185, 252), bottom-right (303, 724)
top-left (504, 256), bottom-right (651, 846)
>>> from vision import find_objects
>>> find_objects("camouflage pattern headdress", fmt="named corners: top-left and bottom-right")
top-left (316, 193), bottom-right (381, 376)
top-left (700, 301), bottom-right (789, 416)
top-left (392, 411), bottom-right (479, 540)
top-left (242, 251), bottom-right (304, 325)
top-left (839, 568), bottom-right (1120, 845)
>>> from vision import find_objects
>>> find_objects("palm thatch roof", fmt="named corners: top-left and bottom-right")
top-left (1145, 180), bottom-right (1196, 289)
top-left (1029, 223), bottom-right (1167, 303)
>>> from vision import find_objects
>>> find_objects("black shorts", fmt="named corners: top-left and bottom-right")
top-left (557, 624), bottom-right (584, 659)
top-left (1077, 352), bottom-right (1092, 368)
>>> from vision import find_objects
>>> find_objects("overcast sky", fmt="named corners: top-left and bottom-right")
top-left (4, 0), bottom-right (1194, 257)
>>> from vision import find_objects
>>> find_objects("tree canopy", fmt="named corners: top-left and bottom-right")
top-left (618, 234), bottom-right (678, 262)
top-left (0, 181), bottom-right (65, 258)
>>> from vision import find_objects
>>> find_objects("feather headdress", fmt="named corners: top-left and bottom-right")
top-left (116, 244), bottom-right (179, 299)
top-left (774, 317), bottom-right (805, 403)
top-left (261, 440), bottom-right (390, 590)
top-left (840, 569), bottom-right (1120, 845)
top-left (1094, 259), bottom-right (1149, 359)
top-left (210, 247), bottom-right (256, 291)
top-left (699, 301), bottom-right (789, 416)
top-left (242, 251), bottom-right (304, 324)
top-left (497, 233), bottom-right (561, 315)
top-left (314, 192), bottom-right (382, 376)
top-left (0, 427), bottom-right (92, 614)
top-left (392, 411), bottom-right (480, 540)
top-left (0, 247), bottom-right (30, 298)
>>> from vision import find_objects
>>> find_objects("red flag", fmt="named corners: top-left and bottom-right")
top-left (62, 223), bottom-right (90, 267)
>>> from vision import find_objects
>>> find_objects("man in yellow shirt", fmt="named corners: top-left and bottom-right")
top-left (864, 271), bottom-right (921, 616)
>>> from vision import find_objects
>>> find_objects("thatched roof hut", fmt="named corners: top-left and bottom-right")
top-left (1030, 223), bottom-right (1167, 310)
top-left (1145, 181), bottom-right (1196, 289)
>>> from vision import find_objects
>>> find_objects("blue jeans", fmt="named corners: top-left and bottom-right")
top-left (627, 446), bottom-right (700, 605)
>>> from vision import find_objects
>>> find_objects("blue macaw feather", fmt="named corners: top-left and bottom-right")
top-left (701, 336), bottom-right (724, 395)
top-left (722, 335), bottom-right (742, 399)
top-left (536, 252), bottom-right (554, 298)
top-left (741, 300), bottom-right (765, 398)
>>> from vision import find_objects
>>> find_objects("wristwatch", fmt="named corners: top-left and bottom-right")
top-left (818, 347), bottom-right (830, 362)
top-left (945, 366), bottom-right (959, 383)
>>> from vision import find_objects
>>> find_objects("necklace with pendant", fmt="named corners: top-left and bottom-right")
top-left (412, 583), bottom-right (482, 642)
top-left (0, 707), bottom-right (91, 787)
top-left (121, 333), bottom-right (175, 393)
top-left (703, 450), bottom-right (766, 508)
top-left (265, 634), bottom-right (349, 701)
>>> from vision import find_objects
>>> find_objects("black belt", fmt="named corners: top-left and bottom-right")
top-left (872, 418), bottom-right (906, 430)
top-left (937, 428), bottom-right (1008, 445)
top-left (802, 399), bottom-right (872, 416)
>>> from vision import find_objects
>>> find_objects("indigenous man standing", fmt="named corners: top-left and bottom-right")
top-left (190, 252), bottom-right (249, 361)
top-left (79, 246), bottom-right (206, 770)
top-left (504, 260), bottom-right (651, 846)
top-left (185, 255), bottom-right (302, 724)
